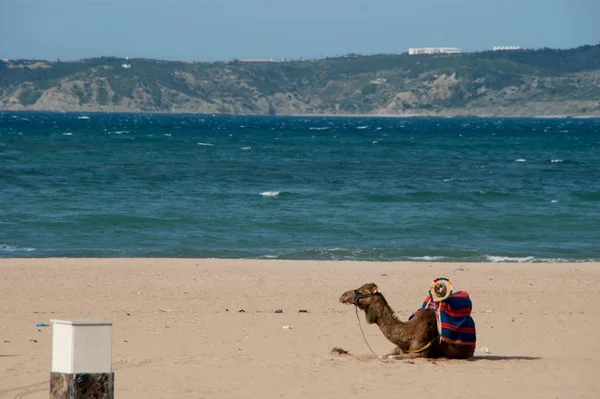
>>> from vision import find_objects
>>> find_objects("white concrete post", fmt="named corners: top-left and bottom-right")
top-left (50, 319), bottom-right (114, 399)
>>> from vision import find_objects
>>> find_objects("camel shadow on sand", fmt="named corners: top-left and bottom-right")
top-left (468, 355), bottom-right (541, 361)
top-left (346, 354), bottom-right (541, 363)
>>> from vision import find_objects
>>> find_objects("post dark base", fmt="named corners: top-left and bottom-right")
top-left (50, 372), bottom-right (114, 399)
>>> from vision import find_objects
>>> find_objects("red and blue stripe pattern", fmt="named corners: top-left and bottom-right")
top-left (410, 291), bottom-right (477, 346)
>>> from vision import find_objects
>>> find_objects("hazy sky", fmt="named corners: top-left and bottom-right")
top-left (1, 0), bottom-right (598, 61)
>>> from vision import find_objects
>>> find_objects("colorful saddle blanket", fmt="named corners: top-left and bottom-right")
top-left (409, 291), bottom-right (476, 346)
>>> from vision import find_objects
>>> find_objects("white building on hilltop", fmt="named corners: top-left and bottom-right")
top-left (408, 47), bottom-right (461, 55)
top-left (493, 46), bottom-right (521, 51)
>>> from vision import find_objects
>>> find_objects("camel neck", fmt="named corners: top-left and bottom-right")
top-left (364, 295), bottom-right (406, 337)
top-left (364, 295), bottom-right (422, 349)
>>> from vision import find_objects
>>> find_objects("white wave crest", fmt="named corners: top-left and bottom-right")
top-left (77, 116), bottom-right (90, 120)
top-left (260, 191), bottom-right (280, 197)
top-left (483, 255), bottom-right (578, 263)
top-left (63, 132), bottom-right (73, 136)
top-left (309, 127), bottom-right (329, 131)
top-left (0, 244), bottom-right (37, 252)
top-left (197, 142), bottom-right (214, 146)
top-left (356, 126), bottom-right (368, 130)
top-left (486, 255), bottom-right (536, 262)
top-left (550, 159), bottom-right (564, 163)
top-left (515, 159), bottom-right (526, 162)
top-left (485, 255), bottom-right (575, 263)
top-left (241, 147), bottom-right (252, 150)
top-left (406, 256), bottom-right (447, 261)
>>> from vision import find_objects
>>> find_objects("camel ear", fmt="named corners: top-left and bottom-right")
top-left (371, 286), bottom-right (378, 294)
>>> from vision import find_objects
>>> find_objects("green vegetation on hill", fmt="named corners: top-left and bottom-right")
top-left (1, 44), bottom-right (599, 116)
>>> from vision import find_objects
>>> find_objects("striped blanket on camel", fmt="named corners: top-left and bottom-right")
top-left (409, 291), bottom-right (477, 346)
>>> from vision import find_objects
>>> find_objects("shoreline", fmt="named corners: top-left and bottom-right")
top-left (2, 256), bottom-right (599, 263)
top-left (2, 108), bottom-right (600, 119)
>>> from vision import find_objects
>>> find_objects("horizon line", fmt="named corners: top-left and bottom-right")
top-left (2, 43), bottom-right (598, 64)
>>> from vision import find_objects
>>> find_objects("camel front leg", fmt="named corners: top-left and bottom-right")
top-left (380, 346), bottom-right (402, 360)
top-left (385, 352), bottom-right (424, 360)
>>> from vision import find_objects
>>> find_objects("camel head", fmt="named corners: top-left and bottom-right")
top-left (339, 283), bottom-right (381, 310)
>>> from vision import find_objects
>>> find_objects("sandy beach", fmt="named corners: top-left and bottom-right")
top-left (0, 258), bottom-right (597, 398)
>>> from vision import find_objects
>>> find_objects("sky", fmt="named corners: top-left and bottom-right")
top-left (1, 0), bottom-right (598, 61)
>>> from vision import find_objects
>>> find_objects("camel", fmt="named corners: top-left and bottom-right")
top-left (339, 283), bottom-right (475, 360)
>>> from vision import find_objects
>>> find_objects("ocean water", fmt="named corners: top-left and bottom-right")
top-left (1, 112), bottom-right (599, 262)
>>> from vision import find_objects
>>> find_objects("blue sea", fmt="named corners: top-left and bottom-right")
top-left (1, 112), bottom-right (599, 262)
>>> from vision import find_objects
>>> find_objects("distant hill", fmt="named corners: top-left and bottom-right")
top-left (1, 45), bottom-right (600, 116)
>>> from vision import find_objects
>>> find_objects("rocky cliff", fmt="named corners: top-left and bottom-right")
top-left (2, 45), bottom-right (599, 116)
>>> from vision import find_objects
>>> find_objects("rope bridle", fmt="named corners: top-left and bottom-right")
top-left (352, 289), bottom-right (380, 305)
top-left (354, 304), bottom-right (388, 363)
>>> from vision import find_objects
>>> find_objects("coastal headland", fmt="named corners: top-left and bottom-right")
top-left (2, 44), bottom-right (600, 117)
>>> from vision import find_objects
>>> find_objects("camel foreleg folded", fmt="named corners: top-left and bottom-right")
top-left (381, 345), bottom-right (428, 360)
top-left (385, 352), bottom-right (425, 360)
